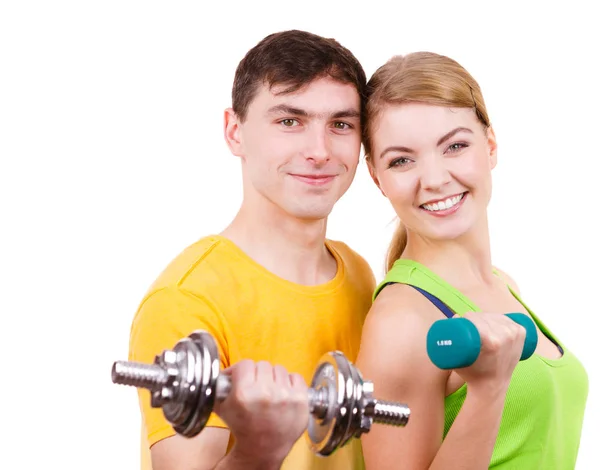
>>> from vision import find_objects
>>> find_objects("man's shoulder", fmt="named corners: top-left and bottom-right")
top-left (327, 238), bottom-right (375, 286)
top-left (130, 235), bottom-right (241, 338)
top-left (146, 235), bottom-right (239, 294)
top-left (327, 238), bottom-right (370, 267)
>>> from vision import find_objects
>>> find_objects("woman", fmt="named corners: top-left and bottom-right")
top-left (356, 52), bottom-right (588, 469)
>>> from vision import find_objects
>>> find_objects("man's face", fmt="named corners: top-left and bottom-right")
top-left (225, 77), bottom-right (362, 221)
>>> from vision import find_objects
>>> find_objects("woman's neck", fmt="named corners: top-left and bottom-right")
top-left (402, 216), bottom-right (495, 290)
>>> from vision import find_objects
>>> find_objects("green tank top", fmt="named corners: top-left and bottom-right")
top-left (374, 259), bottom-right (588, 469)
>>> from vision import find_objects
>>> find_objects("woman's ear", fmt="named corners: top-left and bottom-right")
top-left (486, 126), bottom-right (498, 170)
top-left (368, 160), bottom-right (386, 197)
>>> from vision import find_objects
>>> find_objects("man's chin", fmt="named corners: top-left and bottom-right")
top-left (288, 206), bottom-right (333, 222)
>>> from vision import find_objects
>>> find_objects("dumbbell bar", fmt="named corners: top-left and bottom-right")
top-left (427, 312), bottom-right (539, 370)
top-left (112, 330), bottom-right (410, 456)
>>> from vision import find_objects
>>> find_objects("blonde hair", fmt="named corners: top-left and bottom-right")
top-left (363, 52), bottom-right (491, 271)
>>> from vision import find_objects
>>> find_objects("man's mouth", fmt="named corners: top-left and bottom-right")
top-left (290, 174), bottom-right (337, 185)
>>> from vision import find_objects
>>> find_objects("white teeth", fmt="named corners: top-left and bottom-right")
top-left (422, 193), bottom-right (464, 212)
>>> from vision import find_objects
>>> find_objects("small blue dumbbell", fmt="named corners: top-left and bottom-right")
top-left (426, 313), bottom-right (538, 370)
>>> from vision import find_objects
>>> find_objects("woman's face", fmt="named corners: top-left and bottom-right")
top-left (368, 102), bottom-right (497, 242)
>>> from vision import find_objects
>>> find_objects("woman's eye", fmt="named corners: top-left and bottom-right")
top-left (389, 157), bottom-right (411, 168)
top-left (447, 142), bottom-right (469, 153)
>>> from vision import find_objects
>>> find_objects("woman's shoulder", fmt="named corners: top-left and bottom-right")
top-left (373, 281), bottom-right (438, 311)
top-left (364, 281), bottom-right (447, 344)
top-left (493, 266), bottom-right (522, 294)
top-left (358, 281), bottom-right (449, 392)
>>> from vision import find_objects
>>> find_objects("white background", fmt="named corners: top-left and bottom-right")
top-left (1, 1), bottom-right (598, 468)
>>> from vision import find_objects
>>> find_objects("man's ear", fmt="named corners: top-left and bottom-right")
top-left (368, 160), bottom-right (386, 197)
top-left (486, 125), bottom-right (498, 170)
top-left (224, 108), bottom-right (244, 157)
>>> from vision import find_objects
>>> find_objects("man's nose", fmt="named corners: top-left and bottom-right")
top-left (303, 127), bottom-right (331, 164)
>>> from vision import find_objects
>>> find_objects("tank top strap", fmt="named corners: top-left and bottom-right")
top-left (374, 259), bottom-right (479, 316)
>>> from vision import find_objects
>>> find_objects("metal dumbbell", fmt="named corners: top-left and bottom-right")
top-left (112, 330), bottom-right (410, 456)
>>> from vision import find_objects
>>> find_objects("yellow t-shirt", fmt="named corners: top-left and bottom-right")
top-left (129, 235), bottom-right (376, 470)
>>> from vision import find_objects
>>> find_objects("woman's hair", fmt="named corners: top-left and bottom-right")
top-left (363, 52), bottom-right (491, 271)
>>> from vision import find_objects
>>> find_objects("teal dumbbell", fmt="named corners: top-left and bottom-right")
top-left (426, 313), bottom-right (538, 370)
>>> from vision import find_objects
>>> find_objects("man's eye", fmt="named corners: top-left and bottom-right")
top-left (333, 122), bottom-right (351, 130)
top-left (280, 119), bottom-right (299, 127)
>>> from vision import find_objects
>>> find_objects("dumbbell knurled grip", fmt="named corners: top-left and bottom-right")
top-left (112, 359), bottom-right (409, 427)
top-left (214, 374), bottom-right (330, 418)
top-left (213, 373), bottom-right (409, 425)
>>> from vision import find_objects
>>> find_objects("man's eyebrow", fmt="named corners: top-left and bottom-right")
top-left (266, 104), bottom-right (360, 120)
top-left (266, 104), bottom-right (308, 117)
top-left (331, 109), bottom-right (361, 119)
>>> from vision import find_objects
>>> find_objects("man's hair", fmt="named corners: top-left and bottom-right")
top-left (232, 30), bottom-right (367, 122)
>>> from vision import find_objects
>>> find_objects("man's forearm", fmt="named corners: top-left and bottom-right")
top-left (213, 446), bottom-right (284, 470)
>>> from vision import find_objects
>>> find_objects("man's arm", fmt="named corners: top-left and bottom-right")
top-left (129, 287), bottom-right (233, 469)
top-left (129, 288), bottom-right (308, 470)
top-left (151, 430), bottom-right (230, 470)
top-left (151, 360), bottom-right (310, 470)
top-left (151, 428), bottom-right (286, 470)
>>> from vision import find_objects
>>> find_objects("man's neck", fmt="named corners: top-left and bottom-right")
top-left (220, 202), bottom-right (336, 286)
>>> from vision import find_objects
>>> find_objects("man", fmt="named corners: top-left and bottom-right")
top-left (129, 29), bottom-right (375, 470)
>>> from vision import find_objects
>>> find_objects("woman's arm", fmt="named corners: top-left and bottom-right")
top-left (357, 283), bottom-right (524, 469)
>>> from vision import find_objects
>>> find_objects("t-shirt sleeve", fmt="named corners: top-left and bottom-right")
top-left (128, 287), bottom-right (230, 448)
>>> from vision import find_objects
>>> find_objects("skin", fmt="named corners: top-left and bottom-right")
top-left (222, 76), bottom-right (362, 285)
top-left (150, 76), bottom-right (362, 470)
top-left (356, 102), bottom-right (563, 469)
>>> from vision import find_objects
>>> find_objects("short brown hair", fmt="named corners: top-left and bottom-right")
top-left (232, 30), bottom-right (367, 122)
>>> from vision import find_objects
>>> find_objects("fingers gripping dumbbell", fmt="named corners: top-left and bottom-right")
top-left (427, 312), bottom-right (539, 369)
top-left (112, 330), bottom-right (410, 456)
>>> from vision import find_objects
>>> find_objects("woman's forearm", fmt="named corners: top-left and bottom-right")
top-left (429, 385), bottom-right (507, 470)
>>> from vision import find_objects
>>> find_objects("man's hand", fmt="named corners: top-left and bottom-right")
top-left (214, 360), bottom-right (309, 468)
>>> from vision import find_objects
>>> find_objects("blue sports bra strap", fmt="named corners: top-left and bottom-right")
top-left (410, 285), bottom-right (455, 319)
